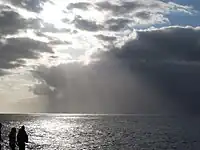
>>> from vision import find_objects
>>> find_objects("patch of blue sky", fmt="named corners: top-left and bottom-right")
top-left (158, 0), bottom-right (200, 27)
top-left (167, 11), bottom-right (200, 26)
top-left (162, 0), bottom-right (200, 11)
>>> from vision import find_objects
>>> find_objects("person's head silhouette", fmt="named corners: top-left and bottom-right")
top-left (0, 123), bottom-right (2, 128)
top-left (11, 127), bottom-right (16, 133)
top-left (21, 125), bottom-right (25, 130)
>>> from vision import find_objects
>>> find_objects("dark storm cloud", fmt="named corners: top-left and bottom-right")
top-left (106, 26), bottom-right (200, 114)
top-left (33, 26), bottom-right (200, 114)
top-left (74, 16), bottom-right (103, 32)
top-left (114, 27), bottom-right (200, 63)
top-left (0, 37), bottom-right (53, 69)
top-left (33, 62), bottom-right (163, 113)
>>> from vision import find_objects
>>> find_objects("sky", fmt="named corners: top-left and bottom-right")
top-left (0, 0), bottom-right (200, 114)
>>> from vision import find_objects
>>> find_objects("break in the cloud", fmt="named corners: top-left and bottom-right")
top-left (0, 0), bottom-right (199, 113)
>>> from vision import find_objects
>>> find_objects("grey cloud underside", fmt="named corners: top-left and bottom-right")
top-left (6, 0), bottom-right (48, 13)
top-left (0, 7), bottom-right (42, 35)
top-left (115, 27), bottom-right (200, 63)
top-left (135, 11), bottom-right (151, 20)
top-left (0, 4), bottom-right (56, 72)
top-left (0, 37), bottom-right (53, 70)
top-left (105, 26), bottom-right (200, 114)
top-left (0, 10), bottom-right (25, 35)
top-left (74, 16), bottom-right (103, 32)
top-left (95, 34), bottom-right (116, 42)
top-left (96, 1), bottom-right (143, 14)
top-left (34, 63), bottom-right (163, 113)
top-left (0, 2), bottom-right (75, 74)
top-left (0, 9), bottom-right (27, 35)
top-left (34, 26), bottom-right (200, 114)
top-left (105, 18), bottom-right (132, 31)
top-left (48, 40), bottom-right (71, 45)
top-left (67, 2), bottom-right (91, 10)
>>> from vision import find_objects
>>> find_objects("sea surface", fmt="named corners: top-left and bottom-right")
top-left (0, 114), bottom-right (200, 150)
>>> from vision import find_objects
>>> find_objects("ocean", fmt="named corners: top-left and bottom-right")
top-left (0, 114), bottom-right (200, 150)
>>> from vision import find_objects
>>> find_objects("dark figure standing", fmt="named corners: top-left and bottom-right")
top-left (17, 126), bottom-right (28, 150)
top-left (9, 127), bottom-right (17, 150)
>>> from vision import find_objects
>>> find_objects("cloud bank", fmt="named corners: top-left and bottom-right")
top-left (0, 0), bottom-right (199, 113)
top-left (33, 26), bottom-right (200, 114)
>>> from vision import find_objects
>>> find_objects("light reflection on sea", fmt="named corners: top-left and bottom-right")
top-left (0, 114), bottom-right (200, 149)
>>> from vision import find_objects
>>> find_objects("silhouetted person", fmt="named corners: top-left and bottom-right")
top-left (9, 127), bottom-right (17, 150)
top-left (17, 126), bottom-right (28, 150)
top-left (0, 123), bottom-right (2, 150)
